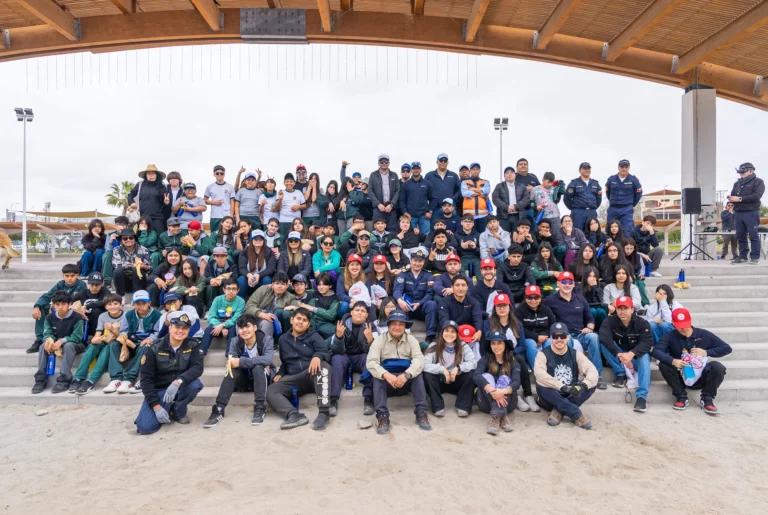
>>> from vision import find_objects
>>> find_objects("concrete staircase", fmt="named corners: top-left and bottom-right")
top-left (1, 258), bottom-right (767, 408)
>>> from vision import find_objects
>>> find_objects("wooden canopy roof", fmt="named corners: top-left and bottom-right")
top-left (2, 1), bottom-right (767, 110)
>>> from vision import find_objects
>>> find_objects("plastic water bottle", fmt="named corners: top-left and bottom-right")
top-left (46, 354), bottom-right (55, 376)
top-left (273, 318), bottom-right (282, 336)
top-left (468, 262), bottom-right (474, 280)
top-left (290, 387), bottom-right (299, 409)
top-left (82, 320), bottom-right (89, 343)
top-left (644, 262), bottom-right (652, 277)
top-left (678, 268), bottom-right (685, 283)
top-left (345, 363), bottom-right (353, 390)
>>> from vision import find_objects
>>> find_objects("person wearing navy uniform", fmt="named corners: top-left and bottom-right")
top-left (393, 248), bottom-right (438, 342)
top-left (564, 162), bottom-right (603, 233)
top-left (728, 162), bottom-right (765, 264)
top-left (605, 159), bottom-right (643, 236)
top-left (134, 311), bottom-right (204, 435)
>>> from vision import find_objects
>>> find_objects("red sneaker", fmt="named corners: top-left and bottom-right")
top-left (672, 399), bottom-right (689, 410)
top-left (700, 399), bottom-right (719, 416)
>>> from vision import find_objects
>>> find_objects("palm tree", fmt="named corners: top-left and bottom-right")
top-left (105, 181), bottom-right (135, 215)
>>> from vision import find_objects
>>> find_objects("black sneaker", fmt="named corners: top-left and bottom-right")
top-left (173, 414), bottom-right (190, 424)
top-left (312, 413), bottom-right (330, 431)
top-left (634, 397), bottom-right (647, 413)
top-left (251, 408), bottom-right (265, 426)
top-left (673, 399), bottom-right (689, 410)
top-left (612, 376), bottom-right (627, 388)
top-left (204, 406), bottom-right (224, 428)
top-left (31, 382), bottom-right (46, 394)
top-left (731, 257), bottom-right (747, 264)
top-left (596, 378), bottom-right (608, 390)
top-left (363, 398), bottom-right (375, 416)
top-left (280, 411), bottom-right (309, 430)
top-left (376, 414), bottom-right (390, 435)
top-left (329, 399), bottom-right (338, 417)
top-left (68, 379), bottom-right (82, 394)
top-left (415, 410), bottom-right (432, 431)
top-left (51, 382), bottom-right (69, 394)
top-left (76, 380), bottom-right (95, 395)
top-left (26, 340), bottom-right (42, 354)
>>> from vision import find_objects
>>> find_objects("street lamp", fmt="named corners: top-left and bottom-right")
top-left (493, 117), bottom-right (509, 182)
top-left (14, 107), bottom-right (34, 263)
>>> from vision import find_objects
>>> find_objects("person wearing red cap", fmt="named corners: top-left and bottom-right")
top-left (431, 253), bottom-right (468, 299)
top-left (294, 165), bottom-right (309, 193)
top-left (367, 254), bottom-right (393, 309)
top-left (543, 271), bottom-right (607, 390)
top-left (436, 275), bottom-right (483, 342)
top-left (423, 320), bottom-right (478, 417)
top-left (468, 257), bottom-right (512, 314)
top-left (598, 296), bottom-right (653, 412)
top-left (652, 308), bottom-right (731, 414)
top-left (336, 254), bottom-right (372, 320)
top-left (515, 285), bottom-right (556, 369)
top-left (180, 220), bottom-right (213, 276)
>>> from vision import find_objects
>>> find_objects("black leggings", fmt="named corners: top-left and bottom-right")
top-left (515, 354), bottom-right (533, 397)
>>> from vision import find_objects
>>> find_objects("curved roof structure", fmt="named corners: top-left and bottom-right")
top-left (1, 0), bottom-right (767, 110)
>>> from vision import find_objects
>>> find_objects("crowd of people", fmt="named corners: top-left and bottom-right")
top-left (27, 156), bottom-right (761, 435)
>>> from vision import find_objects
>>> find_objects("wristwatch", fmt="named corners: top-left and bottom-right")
top-left (404, 372), bottom-right (413, 380)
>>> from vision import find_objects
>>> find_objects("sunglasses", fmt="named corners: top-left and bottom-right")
top-left (121, 237), bottom-right (135, 241)
top-left (358, 236), bottom-right (370, 240)
top-left (525, 296), bottom-right (542, 301)
top-left (288, 238), bottom-right (300, 243)
top-left (552, 334), bottom-right (569, 340)
top-left (214, 172), bottom-right (225, 176)
top-left (401, 170), bottom-right (411, 173)
top-left (559, 280), bottom-right (574, 285)
top-left (322, 241), bottom-right (334, 246)
top-left (438, 158), bottom-right (448, 163)
top-left (379, 160), bottom-right (389, 164)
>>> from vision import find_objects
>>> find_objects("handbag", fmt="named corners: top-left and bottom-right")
top-left (127, 182), bottom-right (142, 224)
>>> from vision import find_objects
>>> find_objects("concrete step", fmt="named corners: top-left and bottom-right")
top-left (0, 280), bottom-right (61, 292)
top-left (0, 291), bottom-right (45, 303)
top-left (0, 347), bottom-right (234, 367)
top-left (662, 286), bottom-right (768, 300)
top-left (656, 262), bottom-right (767, 276)
top-left (645, 275), bottom-right (768, 287)
top-left (678, 299), bottom-right (768, 313)
top-left (686, 312), bottom-right (768, 328)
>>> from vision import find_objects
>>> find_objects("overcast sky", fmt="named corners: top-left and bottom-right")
top-left (1, 43), bottom-right (766, 219)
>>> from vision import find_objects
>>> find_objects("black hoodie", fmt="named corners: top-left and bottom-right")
top-left (276, 329), bottom-right (331, 377)
top-left (496, 261), bottom-right (536, 302)
top-left (514, 302), bottom-right (556, 342)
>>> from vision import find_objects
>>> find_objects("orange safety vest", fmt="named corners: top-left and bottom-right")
top-left (461, 179), bottom-right (491, 217)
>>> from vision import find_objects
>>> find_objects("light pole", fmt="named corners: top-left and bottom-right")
top-left (14, 108), bottom-right (34, 263)
top-left (493, 117), bottom-right (509, 182)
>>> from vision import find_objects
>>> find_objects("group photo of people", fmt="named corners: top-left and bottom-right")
top-left (28, 156), bottom-right (762, 436)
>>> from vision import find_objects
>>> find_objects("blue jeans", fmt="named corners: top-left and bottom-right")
top-left (544, 333), bottom-right (603, 376)
top-left (411, 216), bottom-right (431, 235)
top-left (600, 350), bottom-right (651, 399)
top-left (201, 324), bottom-right (239, 355)
top-left (649, 321), bottom-right (675, 343)
top-left (134, 379), bottom-right (204, 435)
top-left (338, 301), bottom-right (350, 319)
top-left (607, 206), bottom-right (635, 236)
top-left (537, 385), bottom-right (595, 420)
top-left (80, 249), bottom-right (105, 276)
top-left (518, 338), bottom-right (540, 370)
top-left (590, 307), bottom-right (607, 332)
top-left (237, 274), bottom-right (271, 300)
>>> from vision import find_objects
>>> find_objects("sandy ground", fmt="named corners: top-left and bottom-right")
top-left (1, 400), bottom-right (767, 515)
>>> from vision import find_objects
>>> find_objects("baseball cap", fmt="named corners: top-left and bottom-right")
top-left (525, 285), bottom-right (542, 297)
top-left (437, 153), bottom-right (449, 161)
top-left (86, 272), bottom-right (104, 285)
top-left (470, 162), bottom-right (481, 169)
top-left (250, 229), bottom-right (266, 240)
top-left (671, 308), bottom-right (692, 329)
top-left (378, 154), bottom-right (390, 162)
top-left (352, 172), bottom-right (362, 178)
top-left (212, 246), bottom-right (228, 256)
top-left (579, 162), bottom-right (591, 169)
top-left (388, 238), bottom-right (402, 247)
top-left (737, 162), bottom-right (755, 173)
top-left (550, 322), bottom-right (569, 337)
top-left (213, 165), bottom-right (225, 172)
top-left (287, 231), bottom-right (302, 241)
top-left (504, 166), bottom-right (515, 173)
top-left (183, 182), bottom-right (197, 190)
top-left (615, 296), bottom-right (633, 308)
top-left (292, 274), bottom-right (307, 284)
top-left (357, 230), bottom-right (371, 238)
top-left (618, 159), bottom-right (630, 167)
top-left (493, 293), bottom-right (511, 306)
top-left (163, 292), bottom-right (182, 304)
top-left (411, 161), bottom-right (422, 169)
top-left (166, 217), bottom-right (181, 226)
top-left (386, 310), bottom-right (411, 326)
top-left (296, 164), bottom-right (307, 172)
top-left (486, 331), bottom-right (507, 342)
top-left (401, 163), bottom-right (412, 171)
top-left (410, 248), bottom-right (427, 260)
top-left (168, 311), bottom-right (192, 327)
top-left (244, 172), bottom-right (257, 180)
top-left (132, 290), bottom-right (150, 304)
top-left (442, 198), bottom-right (454, 206)
top-left (480, 258), bottom-right (496, 269)
top-left (187, 221), bottom-right (202, 231)
top-left (373, 254), bottom-right (387, 264)
top-left (458, 324), bottom-right (475, 343)
top-left (441, 320), bottom-right (459, 331)
top-left (459, 164), bottom-right (469, 171)
top-left (445, 253), bottom-right (460, 263)
top-left (558, 271), bottom-right (575, 282)
top-left (462, 213), bottom-right (475, 222)
top-left (347, 253), bottom-right (363, 264)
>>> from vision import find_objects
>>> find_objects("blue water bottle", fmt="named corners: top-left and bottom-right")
top-left (273, 318), bottom-right (282, 336)
top-left (46, 354), bottom-right (56, 376)
top-left (678, 268), bottom-right (685, 283)
top-left (82, 320), bottom-right (89, 343)
top-left (468, 262), bottom-right (474, 280)
top-left (644, 262), bottom-right (652, 277)
top-left (345, 363), bottom-right (353, 390)
top-left (290, 387), bottom-right (299, 409)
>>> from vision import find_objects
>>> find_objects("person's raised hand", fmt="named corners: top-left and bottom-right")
top-left (335, 320), bottom-right (345, 338)
top-left (32, 307), bottom-right (41, 320)
top-left (364, 323), bottom-right (374, 342)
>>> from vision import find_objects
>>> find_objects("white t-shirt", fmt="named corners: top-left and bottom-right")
top-left (260, 194), bottom-right (280, 225)
top-left (204, 182), bottom-right (236, 219)
top-left (279, 190), bottom-right (305, 223)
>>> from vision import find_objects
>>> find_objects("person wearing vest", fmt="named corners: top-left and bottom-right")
top-left (534, 322), bottom-right (598, 429)
top-left (461, 163), bottom-right (492, 234)
top-left (134, 311), bottom-right (205, 434)
top-left (32, 291), bottom-right (86, 394)
top-left (605, 159), bottom-right (643, 236)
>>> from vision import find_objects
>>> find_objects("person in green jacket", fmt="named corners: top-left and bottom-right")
top-left (28, 263), bottom-right (87, 354)
top-left (201, 278), bottom-right (245, 355)
top-left (244, 272), bottom-right (298, 337)
top-left (210, 215), bottom-right (243, 262)
top-left (335, 177), bottom-right (364, 235)
top-left (137, 216), bottom-right (161, 267)
top-left (181, 220), bottom-right (213, 275)
top-left (286, 272), bottom-right (339, 339)
top-left (529, 243), bottom-right (562, 296)
top-left (157, 217), bottom-right (189, 262)
top-left (313, 236), bottom-right (342, 281)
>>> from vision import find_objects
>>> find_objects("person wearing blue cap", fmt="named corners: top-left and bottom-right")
top-left (605, 159), bottom-right (643, 236)
top-left (493, 166), bottom-right (530, 234)
top-left (234, 170), bottom-right (263, 230)
top-left (728, 162), bottom-right (764, 264)
top-left (433, 197), bottom-right (462, 234)
top-left (368, 153), bottom-right (400, 231)
top-left (564, 162), bottom-right (603, 234)
top-left (473, 330), bottom-right (520, 435)
top-left (461, 163), bottom-right (493, 234)
top-left (425, 153), bottom-right (461, 227)
top-left (399, 163), bottom-right (434, 234)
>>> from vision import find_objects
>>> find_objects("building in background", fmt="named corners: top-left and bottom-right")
top-left (636, 189), bottom-right (681, 221)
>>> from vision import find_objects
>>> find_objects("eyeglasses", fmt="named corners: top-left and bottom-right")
top-left (552, 334), bottom-right (569, 340)
top-left (214, 172), bottom-right (225, 176)
top-left (322, 241), bottom-right (334, 246)
top-left (525, 296), bottom-right (542, 301)
top-left (438, 158), bottom-right (448, 163)
top-left (559, 280), bottom-right (574, 285)
top-left (121, 237), bottom-right (135, 241)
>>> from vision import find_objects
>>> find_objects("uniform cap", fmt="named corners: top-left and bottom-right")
top-left (296, 164), bottom-right (307, 172)
top-left (347, 254), bottom-right (363, 264)
top-left (386, 310), bottom-right (411, 326)
top-left (132, 290), bottom-right (150, 304)
top-left (244, 172), bottom-right (257, 180)
top-left (168, 311), bottom-right (192, 327)
top-left (187, 221), bottom-right (202, 230)
top-left (411, 161), bottom-right (422, 169)
top-left (504, 166), bottom-right (516, 174)
top-left (525, 285), bottom-right (542, 297)
top-left (410, 248), bottom-right (427, 260)
top-left (163, 292), bottom-right (182, 304)
top-left (618, 159), bottom-right (630, 167)
top-left (579, 162), bottom-right (591, 170)
top-left (550, 322), bottom-right (569, 337)
top-left (470, 162), bottom-right (481, 169)
top-left (401, 163), bottom-right (412, 171)
top-left (378, 154), bottom-right (390, 162)
top-left (437, 153), bottom-right (449, 161)
top-left (558, 271), bottom-right (575, 282)
top-left (373, 254), bottom-right (387, 264)
top-left (486, 331), bottom-right (507, 342)
top-left (493, 294), bottom-right (511, 306)
top-left (446, 253), bottom-right (460, 263)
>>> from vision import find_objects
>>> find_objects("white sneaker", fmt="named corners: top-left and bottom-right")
top-left (516, 396), bottom-right (531, 412)
top-left (117, 381), bottom-right (133, 394)
top-left (103, 380), bottom-right (121, 393)
top-left (129, 381), bottom-right (142, 394)
top-left (525, 395), bottom-right (540, 412)
top-left (650, 271), bottom-right (662, 277)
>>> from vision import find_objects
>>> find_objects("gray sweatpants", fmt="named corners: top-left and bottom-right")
top-left (34, 340), bottom-right (85, 385)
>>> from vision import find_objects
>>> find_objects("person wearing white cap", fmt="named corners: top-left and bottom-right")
top-left (368, 153), bottom-right (401, 231)
top-left (433, 197), bottom-right (462, 234)
top-left (234, 170), bottom-right (263, 230)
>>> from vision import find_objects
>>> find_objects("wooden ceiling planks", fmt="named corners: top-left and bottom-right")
top-left (136, 0), bottom-right (196, 12)
top-left (706, 22), bottom-right (768, 76)
top-left (424, 0), bottom-right (475, 19)
top-left (351, 0), bottom-right (412, 14)
top-left (57, 0), bottom-right (122, 17)
top-left (483, 0), bottom-right (559, 30)
top-left (0, 0), bottom-right (45, 28)
top-left (559, 0), bottom-right (654, 42)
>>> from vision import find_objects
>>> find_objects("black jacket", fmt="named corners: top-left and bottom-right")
top-left (277, 249), bottom-right (313, 279)
top-left (204, 259), bottom-right (239, 283)
top-left (73, 289), bottom-right (108, 337)
top-left (276, 329), bottom-right (330, 377)
top-left (721, 210), bottom-right (735, 231)
top-left (469, 279), bottom-right (513, 312)
top-left (140, 336), bottom-right (204, 408)
top-left (437, 294), bottom-right (483, 331)
top-left (598, 313), bottom-right (653, 358)
top-left (81, 234), bottom-right (106, 253)
top-left (455, 229), bottom-right (481, 259)
top-left (128, 178), bottom-right (167, 220)
top-left (237, 251), bottom-right (276, 279)
top-left (227, 332), bottom-right (274, 369)
top-left (730, 174), bottom-right (765, 212)
top-left (368, 170), bottom-right (401, 210)
top-left (496, 261), bottom-right (536, 301)
top-left (632, 225), bottom-right (659, 255)
top-left (492, 181), bottom-right (530, 220)
top-left (652, 327), bottom-right (732, 366)
top-left (514, 303), bottom-right (556, 341)
top-left (330, 315), bottom-right (371, 356)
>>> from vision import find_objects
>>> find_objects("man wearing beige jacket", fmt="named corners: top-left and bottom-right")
top-left (366, 310), bottom-right (431, 435)
top-left (534, 322), bottom-right (598, 430)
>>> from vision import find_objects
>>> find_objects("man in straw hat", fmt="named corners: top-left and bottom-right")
top-left (128, 165), bottom-right (170, 234)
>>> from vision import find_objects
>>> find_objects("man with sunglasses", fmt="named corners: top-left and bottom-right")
top-left (295, 165), bottom-right (309, 193)
top-left (112, 228), bottom-right (152, 296)
top-left (543, 271), bottom-right (607, 390)
top-left (720, 201), bottom-right (738, 260)
top-left (204, 165), bottom-right (236, 235)
top-left (728, 162), bottom-right (764, 264)
top-left (425, 153), bottom-right (461, 228)
top-left (368, 153), bottom-right (401, 231)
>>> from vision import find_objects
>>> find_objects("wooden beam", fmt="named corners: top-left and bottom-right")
top-left (535, 0), bottom-right (584, 51)
top-left (758, 77), bottom-right (768, 98)
top-left (15, 0), bottom-right (79, 41)
top-left (675, 2), bottom-right (768, 74)
top-left (318, 0), bottom-right (332, 32)
top-left (412, 0), bottom-right (424, 16)
top-left (188, 0), bottom-right (221, 32)
top-left (605, 0), bottom-right (683, 62)
top-left (109, 0), bottom-right (135, 14)
top-left (464, 0), bottom-right (492, 43)
top-left (340, 0), bottom-right (353, 10)
top-left (266, 0), bottom-right (283, 7)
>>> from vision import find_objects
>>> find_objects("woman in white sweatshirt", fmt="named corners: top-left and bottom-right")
top-left (602, 265), bottom-right (643, 312)
top-left (644, 284), bottom-right (683, 342)
top-left (422, 320), bottom-right (477, 418)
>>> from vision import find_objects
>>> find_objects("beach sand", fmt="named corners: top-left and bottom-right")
top-left (1, 400), bottom-right (766, 515)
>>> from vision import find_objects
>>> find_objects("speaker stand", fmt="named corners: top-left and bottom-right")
top-left (671, 214), bottom-right (713, 261)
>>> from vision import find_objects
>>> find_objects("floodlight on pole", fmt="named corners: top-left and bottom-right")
top-left (493, 117), bottom-right (509, 182)
top-left (14, 107), bottom-right (34, 264)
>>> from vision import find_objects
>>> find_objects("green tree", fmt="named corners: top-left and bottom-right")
top-left (761, 204), bottom-right (767, 217)
top-left (105, 181), bottom-right (135, 215)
